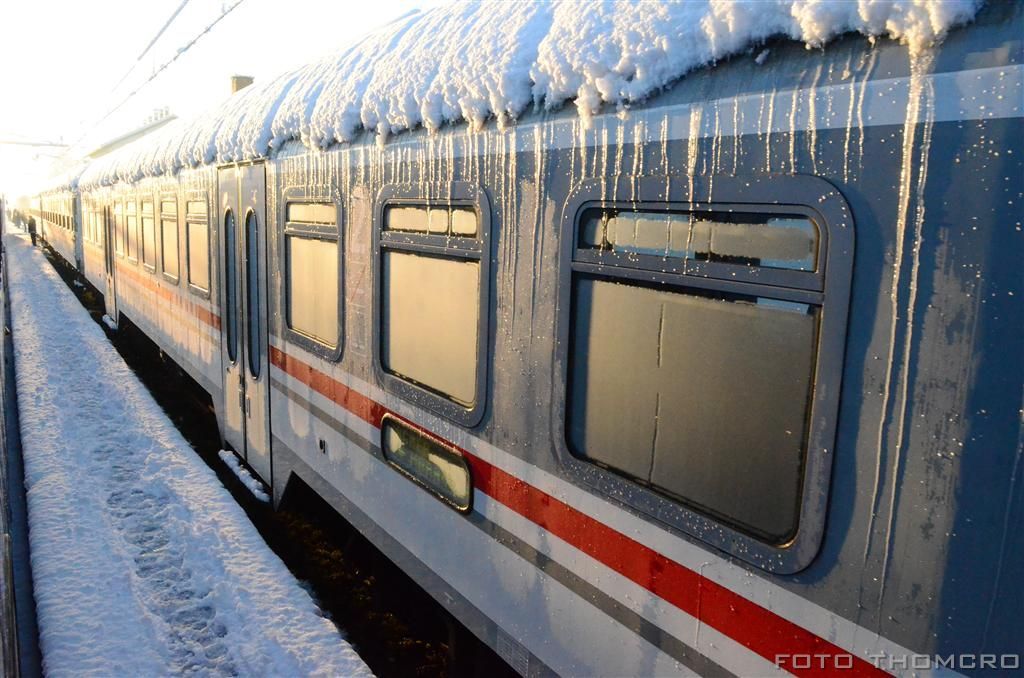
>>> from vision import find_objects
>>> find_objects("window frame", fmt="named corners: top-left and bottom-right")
top-left (125, 197), bottom-right (139, 264)
top-left (140, 198), bottom-right (157, 272)
top-left (279, 191), bottom-right (344, 362)
top-left (185, 193), bottom-right (212, 299)
top-left (159, 193), bottom-right (180, 285)
top-left (555, 174), bottom-right (853, 574)
top-left (372, 182), bottom-right (491, 429)
top-left (380, 413), bottom-right (474, 513)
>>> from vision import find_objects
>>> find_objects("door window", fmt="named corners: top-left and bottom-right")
top-left (245, 211), bottom-right (260, 378)
top-left (225, 210), bottom-right (238, 364)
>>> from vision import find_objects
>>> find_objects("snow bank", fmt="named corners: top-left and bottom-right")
top-left (79, 0), bottom-right (980, 188)
top-left (5, 233), bottom-right (370, 676)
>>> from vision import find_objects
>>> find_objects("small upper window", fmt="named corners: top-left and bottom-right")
top-left (578, 208), bottom-right (818, 272)
top-left (384, 205), bottom-right (477, 237)
top-left (284, 202), bottom-right (339, 351)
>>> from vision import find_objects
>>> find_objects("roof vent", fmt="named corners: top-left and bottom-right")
top-left (231, 75), bottom-right (254, 94)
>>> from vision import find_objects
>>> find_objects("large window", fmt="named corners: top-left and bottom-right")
top-left (125, 199), bottom-right (138, 262)
top-left (566, 200), bottom-right (833, 548)
top-left (284, 202), bottom-right (340, 352)
top-left (141, 200), bottom-right (156, 270)
top-left (186, 200), bottom-right (210, 294)
top-left (377, 190), bottom-right (488, 426)
top-left (160, 199), bottom-right (179, 283)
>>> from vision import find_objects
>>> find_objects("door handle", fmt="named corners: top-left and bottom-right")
top-left (245, 395), bottom-right (251, 418)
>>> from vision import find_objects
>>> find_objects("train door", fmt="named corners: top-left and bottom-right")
top-left (218, 163), bottom-right (271, 484)
top-left (102, 205), bottom-right (118, 324)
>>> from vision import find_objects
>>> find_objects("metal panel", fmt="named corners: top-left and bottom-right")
top-left (217, 167), bottom-right (246, 465)
top-left (102, 205), bottom-right (118, 324)
top-left (241, 163), bottom-right (271, 483)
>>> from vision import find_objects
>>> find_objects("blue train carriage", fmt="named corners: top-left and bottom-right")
top-left (45, 2), bottom-right (1024, 675)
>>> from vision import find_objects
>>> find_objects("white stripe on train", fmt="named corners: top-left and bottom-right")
top-left (268, 341), bottom-right (960, 677)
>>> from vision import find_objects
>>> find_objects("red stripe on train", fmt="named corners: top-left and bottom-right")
top-left (115, 261), bottom-right (221, 330)
top-left (269, 346), bottom-right (883, 677)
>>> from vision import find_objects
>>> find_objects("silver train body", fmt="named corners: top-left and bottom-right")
top-left (35, 5), bottom-right (1023, 675)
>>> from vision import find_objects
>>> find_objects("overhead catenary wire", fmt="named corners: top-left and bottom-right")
top-left (83, 0), bottom-right (248, 143)
top-left (0, 140), bottom-right (69, 148)
top-left (108, 0), bottom-right (193, 95)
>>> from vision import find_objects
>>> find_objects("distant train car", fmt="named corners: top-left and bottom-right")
top-left (36, 3), bottom-right (1023, 675)
top-left (36, 188), bottom-right (78, 267)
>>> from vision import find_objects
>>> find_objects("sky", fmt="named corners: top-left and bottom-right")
top-left (0, 0), bottom-right (449, 200)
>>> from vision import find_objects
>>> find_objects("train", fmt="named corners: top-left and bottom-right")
top-left (24, 2), bottom-right (1023, 675)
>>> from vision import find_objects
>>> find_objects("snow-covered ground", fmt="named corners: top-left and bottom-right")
top-left (4, 231), bottom-right (370, 676)
top-left (76, 0), bottom-right (980, 189)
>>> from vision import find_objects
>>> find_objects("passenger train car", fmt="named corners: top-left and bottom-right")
top-left (33, 4), bottom-right (1023, 675)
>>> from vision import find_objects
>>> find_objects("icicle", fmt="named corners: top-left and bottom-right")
top-left (765, 89), bottom-right (777, 173)
top-left (807, 63), bottom-right (823, 175)
top-left (687, 105), bottom-right (702, 207)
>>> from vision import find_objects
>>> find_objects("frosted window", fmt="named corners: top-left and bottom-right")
top-left (126, 201), bottom-right (138, 260)
top-left (450, 208), bottom-right (476, 236)
top-left (187, 221), bottom-right (210, 291)
top-left (287, 236), bottom-right (339, 347)
top-left (224, 211), bottom-right (238, 362)
top-left (382, 251), bottom-right (479, 407)
top-left (287, 203), bottom-right (335, 224)
top-left (385, 205), bottom-right (477, 237)
top-left (245, 212), bottom-right (260, 378)
top-left (114, 205), bottom-right (124, 254)
top-left (161, 218), bottom-right (178, 280)
top-left (427, 208), bottom-right (448, 234)
top-left (580, 208), bottom-right (818, 271)
top-left (386, 206), bottom-right (427, 232)
top-left (568, 278), bottom-right (817, 542)
top-left (141, 216), bottom-right (156, 267)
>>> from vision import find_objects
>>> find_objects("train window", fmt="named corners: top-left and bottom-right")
top-left (125, 200), bottom-right (138, 262)
top-left (381, 206), bottom-right (481, 408)
top-left (384, 205), bottom-right (477, 237)
top-left (568, 278), bottom-right (816, 541)
top-left (381, 415), bottom-right (472, 512)
top-left (141, 201), bottom-right (156, 270)
top-left (114, 203), bottom-right (124, 255)
top-left (244, 211), bottom-right (260, 378)
top-left (284, 201), bottom-right (340, 353)
top-left (375, 185), bottom-right (490, 427)
top-left (567, 207), bottom-right (823, 544)
top-left (186, 200), bottom-right (210, 295)
top-left (160, 200), bottom-right (178, 283)
top-left (286, 202), bottom-right (334, 225)
top-left (557, 176), bottom-right (853, 572)
top-left (224, 210), bottom-right (238, 363)
top-left (286, 236), bottom-right (338, 346)
top-left (579, 209), bottom-right (817, 272)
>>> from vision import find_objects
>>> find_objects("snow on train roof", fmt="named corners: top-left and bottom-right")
top-left (77, 0), bottom-right (980, 189)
